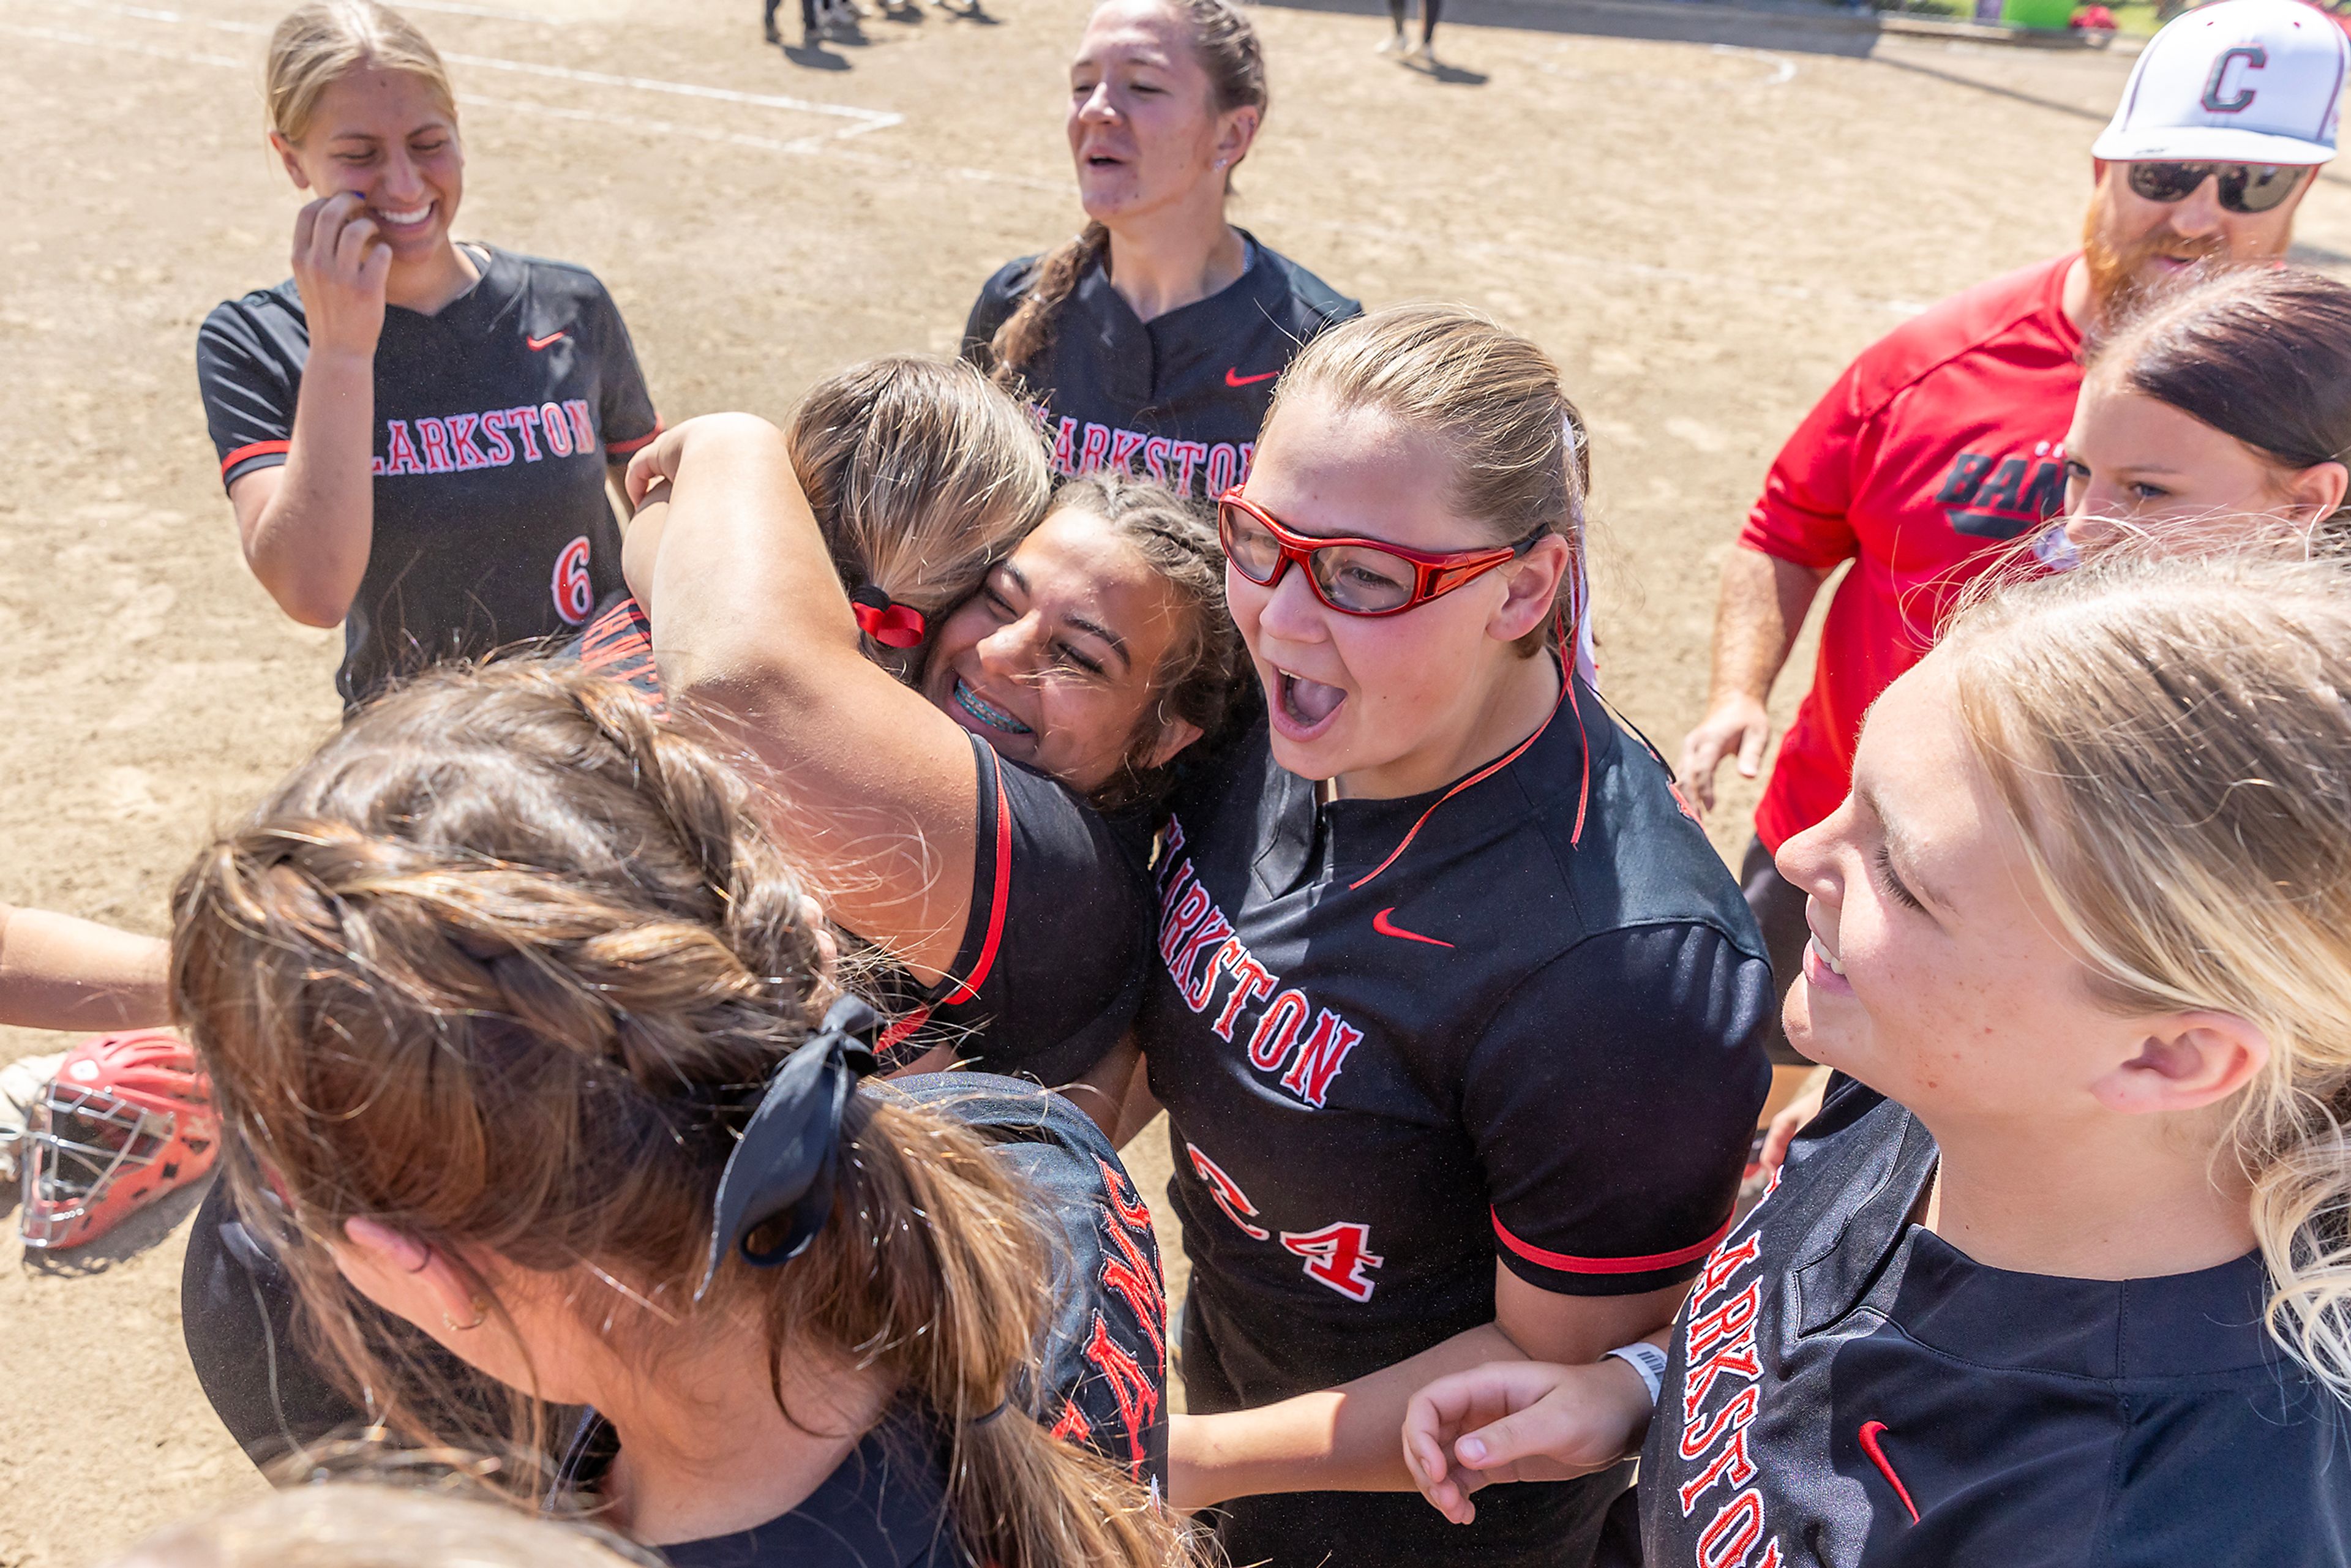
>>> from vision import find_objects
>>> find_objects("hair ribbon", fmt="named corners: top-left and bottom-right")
top-left (695, 995), bottom-right (880, 1303)
top-left (850, 585), bottom-right (928, 650)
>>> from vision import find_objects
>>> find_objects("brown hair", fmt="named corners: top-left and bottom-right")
top-left (1941, 551), bottom-right (2351, 1406)
top-left (2087, 266), bottom-right (2351, 526)
top-left (264, 2), bottom-right (456, 144)
top-left (1042, 473), bottom-right (1251, 813)
top-left (169, 662), bottom-right (1187, 1568)
top-left (787, 356), bottom-right (1054, 677)
top-left (1266, 302), bottom-right (1589, 657)
top-left (984, 0), bottom-right (1269, 386)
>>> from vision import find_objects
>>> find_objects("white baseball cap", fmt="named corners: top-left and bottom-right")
top-left (2094, 0), bottom-right (2348, 167)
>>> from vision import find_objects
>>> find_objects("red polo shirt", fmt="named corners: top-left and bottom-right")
top-left (1745, 253), bottom-right (2084, 850)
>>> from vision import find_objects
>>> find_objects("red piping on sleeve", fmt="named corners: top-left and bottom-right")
top-left (1490, 1207), bottom-right (1735, 1275)
top-left (220, 439), bottom-right (291, 477)
top-left (937, 763), bottom-right (1012, 1007)
top-left (605, 416), bottom-right (665, 456)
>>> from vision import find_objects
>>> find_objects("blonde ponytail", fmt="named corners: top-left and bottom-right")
top-left (265, 2), bottom-right (456, 144)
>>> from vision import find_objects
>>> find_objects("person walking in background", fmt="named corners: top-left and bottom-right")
top-left (1673, 0), bottom-right (2340, 1062)
top-left (1377, 0), bottom-right (1441, 65)
top-left (962, 0), bottom-right (1359, 504)
top-left (198, 1), bottom-right (661, 711)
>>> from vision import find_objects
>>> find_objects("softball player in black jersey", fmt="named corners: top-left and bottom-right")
top-left (1076, 306), bottom-right (1764, 1568)
top-left (961, 0), bottom-right (1360, 503)
top-left (171, 664), bottom-right (1187, 1568)
top-left (618, 417), bottom-right (1250, 1098)
top-left (1404, 552), bottom-right (2351, 1567)
top-left (197, 2), bottom-right (658, 709)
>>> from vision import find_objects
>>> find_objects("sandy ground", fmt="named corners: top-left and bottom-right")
top-left (6, 0), bottom-right (2349, 1558)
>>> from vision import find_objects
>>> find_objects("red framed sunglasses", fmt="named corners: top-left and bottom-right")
top-left (1217, 490), bottom-right (1545, 617)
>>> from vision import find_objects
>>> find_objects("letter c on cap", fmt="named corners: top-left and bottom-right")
top-left (2203, 43), bottom-right (2267, 114)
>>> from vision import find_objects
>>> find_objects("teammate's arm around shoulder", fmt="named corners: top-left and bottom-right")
top-left (231, 192), bottom-right (389, 628)
top-left (624, 415), bottom-right (981, 982)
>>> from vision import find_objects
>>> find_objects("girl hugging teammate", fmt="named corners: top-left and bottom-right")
top-left (197, 1), bottom-right (660, 710)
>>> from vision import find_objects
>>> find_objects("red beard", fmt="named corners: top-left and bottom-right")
top-left (2081, 190), bottom-right (2226, 320)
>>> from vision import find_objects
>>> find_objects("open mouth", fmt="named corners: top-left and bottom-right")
top-left (953, 678), bottom-right (1033, 736)
top-left (1273, 668), bottom-right (1346, 737)
top-left (1808, 934), bottom-right (1845, 978)
top-left (372, 201), bottom-right (435, 228)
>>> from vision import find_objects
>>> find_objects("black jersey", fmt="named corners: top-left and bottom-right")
top-left (181, 1075), bottom-right (1167, 1499)
top-left (1622, 1075), bottom-right (2351, 1568)
top-left (549, 1073), bottom-right (1166, 1567)
top-left (197, 244), bottom-right (661, 707)
top-left (1140, 680), bottom-right (1774, 1567)
top-left (568, 598), bottom-right (1150, 1083)
top-left (960, 230), bottom-right (1359, 502)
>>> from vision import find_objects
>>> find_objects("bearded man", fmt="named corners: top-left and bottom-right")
top-left (1674, 0), bottom-right (2344, 1062)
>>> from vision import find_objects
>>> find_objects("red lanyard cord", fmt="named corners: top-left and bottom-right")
top-left (1346, 606), bottom-right (1588, 892)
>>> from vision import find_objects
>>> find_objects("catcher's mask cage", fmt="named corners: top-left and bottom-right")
top-left (21, 1033), bottom-right (218, 1250)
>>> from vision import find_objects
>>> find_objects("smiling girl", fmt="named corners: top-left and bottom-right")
top-left (1404, 551), bottom-right (2351, 1565)
top-left (962, 0), bottom-right (1358, 503)
top-left (198, 1), bottom-right (661, 708)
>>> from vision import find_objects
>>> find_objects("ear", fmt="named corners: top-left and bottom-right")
top-left (1215, 104), bottom-right (1261, 172)
top-left (2090, 1010), bottom-right (2271, 1117)
top-left (1488, 534), bottom-right (1570, 646)
top-left (2282, 460), bottom-right (2348, 525)
top-left (1142, 715), bottom-right (1205, 770)
top-left (269, 130), bottom-right (312, 191)
top-left (332, 1215), bottom-right (486, 1337)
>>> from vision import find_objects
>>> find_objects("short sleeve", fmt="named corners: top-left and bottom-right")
top-left (927, 738), bottom-right (1150, 1086)
top-left (586, 282), bottom-right (660, 458)
top-left (1469, 923), bottom-right (1773, 1297)
top-left (1738, 354), bottom-right (1877, 571)
top-left (197, 299), bottom-right (299, 492)
top-left (960, 258), bottom-right (1035, 373)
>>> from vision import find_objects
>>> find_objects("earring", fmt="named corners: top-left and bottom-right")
top-left (1215, 158), bottom-right (1228, 170)
top-left (443, 1297), bottom-right (490, 1333)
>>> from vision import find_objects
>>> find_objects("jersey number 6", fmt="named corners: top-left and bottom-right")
top-left (552, 536), bottom-right (594, 626)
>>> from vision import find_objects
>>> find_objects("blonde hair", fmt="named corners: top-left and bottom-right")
top-left (786, 356), bottom-right (1052, 674)
top-left (1265, 303), bottom-right (1589, 656)
top-left (110, 1481), bottom-right (658, 1568)
top-left (265, 2), bottom-right (456, 144)
top-left (170, 662), bottom-right (1189, 1568)
top-left (1940, 551), bottom-right (2351, 1402)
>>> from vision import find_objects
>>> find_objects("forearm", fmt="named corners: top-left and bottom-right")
top-left (1706, 546), bottom-right (1829, 710)
top-left (1176, 1322), bottom-right (1524, 1504)
top-left (243, 348), bottom-right (377, 628)
top-left (0, 905), bottom-right (170, 1032)
top-left (640, 415), bottom-right (863, 714)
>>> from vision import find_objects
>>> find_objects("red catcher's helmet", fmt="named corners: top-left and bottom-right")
top-left (21, 1030), bottom-right (219, 1250)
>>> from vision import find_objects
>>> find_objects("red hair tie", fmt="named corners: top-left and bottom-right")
top-left (850, 585), bottom-right (926, 650)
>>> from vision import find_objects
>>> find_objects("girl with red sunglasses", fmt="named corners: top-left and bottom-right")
top-left (1111, 304), bottom-right (1772, 1568)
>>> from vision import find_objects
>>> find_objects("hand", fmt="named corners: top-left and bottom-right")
top-left (621, 413), bottom-right (785, 508)
top-left (291, 191), bottom-right (391, 359)
top-left (1401, 1360), bottom-right (1651, 1526)
top-left (1675, 692), bottom-right (1774, 818)
top-left (1759, 1065), bottom-right (1830, 1177)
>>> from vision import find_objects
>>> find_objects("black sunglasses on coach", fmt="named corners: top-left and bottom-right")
top-left (2126, 160), bottom-right (2309, 214)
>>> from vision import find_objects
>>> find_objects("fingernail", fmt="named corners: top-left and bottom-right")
top-left (1458, 1437), bottom-right (1486, 1464)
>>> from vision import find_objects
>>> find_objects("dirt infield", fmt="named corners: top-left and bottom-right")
top-left (4, 0), bottom-right (2345, 1558)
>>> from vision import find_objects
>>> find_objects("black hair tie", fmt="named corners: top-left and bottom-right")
top-left (849, 585), bottom-right (928, 650)
top-left (695, 996), bottom-right (880, 1303)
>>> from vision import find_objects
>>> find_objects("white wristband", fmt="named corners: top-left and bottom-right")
top-left (1603, 1341), bottom-right (1668, 1406)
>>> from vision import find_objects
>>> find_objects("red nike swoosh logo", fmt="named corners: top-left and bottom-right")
top-left (1372, 907), bottom-right (1453, 948)
top-left (527, 331), bottom-right (568, 351)
top-left (1858, 1421), bottom-right (1921, 1525)
top-left (1224, 366), bottom-right (1278, 388)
